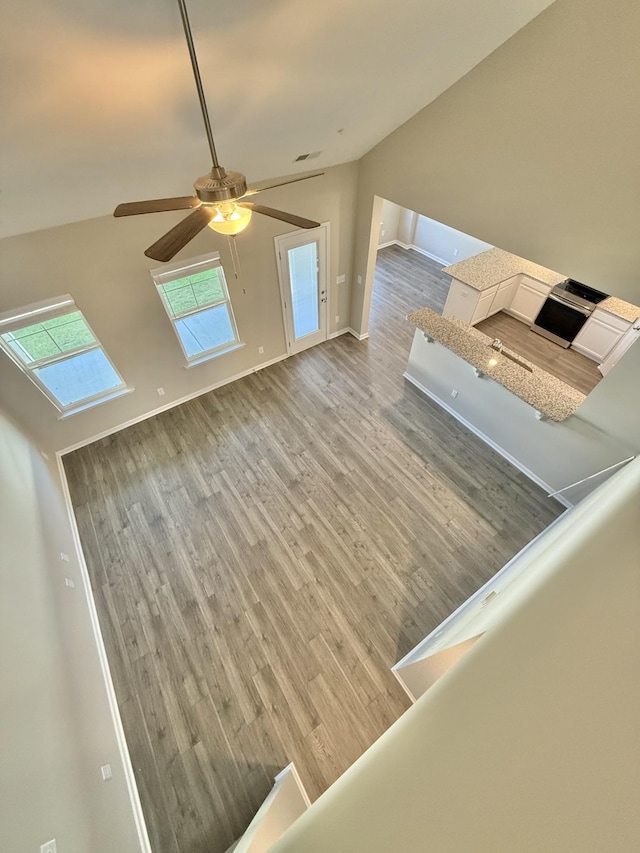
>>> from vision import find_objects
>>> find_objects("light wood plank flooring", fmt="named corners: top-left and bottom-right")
top-left (477, 311), bottom-right (602, 395)
top-left (64, 245), bottom-right (562, 853)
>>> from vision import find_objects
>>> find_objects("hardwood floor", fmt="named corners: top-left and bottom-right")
top-left (64, 245), bottom-right (562, 853)
top-left (477, 311), bottom-right (602, 395)
top-left (375, 244), bottom-right (452, 314)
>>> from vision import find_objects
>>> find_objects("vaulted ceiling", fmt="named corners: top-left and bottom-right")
top-left (1, 0), bottom-right (554, 238)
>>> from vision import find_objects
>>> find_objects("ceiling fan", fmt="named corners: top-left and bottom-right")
top-left (114, 0), bottom-right (323, 263)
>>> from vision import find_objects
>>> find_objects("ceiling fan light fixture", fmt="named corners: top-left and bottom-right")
top-left (207, 202), bottom-right (252, 236)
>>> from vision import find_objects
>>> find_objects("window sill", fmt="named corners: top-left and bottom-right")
top-left (184, 341), bottom-right (245, 368)
top-left (57, 386), bottom-right (134, 419)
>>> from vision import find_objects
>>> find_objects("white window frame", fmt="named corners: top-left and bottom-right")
top-left (0, 295), bottom-right (131, 417)
top-left (150, 252), bottom-right (243, 367)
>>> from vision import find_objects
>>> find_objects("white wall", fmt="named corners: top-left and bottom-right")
top-left (0, 410), bottom-right (144, 853)
top-left (377, 199), bottom-right (492, 262)
top-left (0, 163), bottom-right (358, 453)
top-left (412, 214), bottom-right (492, 264)
top-left (270, 457), bottom-right (640, 853)
top-left (377, 198), bottom-right (401, 246)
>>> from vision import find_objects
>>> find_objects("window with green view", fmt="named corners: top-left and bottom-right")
top-left (0, 297), bottom-right (127, 413)
top-left (152, 254), bottom-right (241, 362)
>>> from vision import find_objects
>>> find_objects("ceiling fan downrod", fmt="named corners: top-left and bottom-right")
top-left (176, 0), bottom-right (220, 170)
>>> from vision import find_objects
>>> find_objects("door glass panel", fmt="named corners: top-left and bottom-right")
top-left (288, 242), bottom-right (319, 339)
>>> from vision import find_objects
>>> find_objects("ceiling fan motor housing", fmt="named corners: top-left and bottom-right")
top-left (194, 166), bottom-right (247, 203)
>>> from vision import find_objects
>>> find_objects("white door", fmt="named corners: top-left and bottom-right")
top-left (275, 225), bottom-right (328, 355)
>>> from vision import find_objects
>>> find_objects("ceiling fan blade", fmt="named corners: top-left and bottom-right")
top-left (114, 197), bottom-right (201, 217)
top-left (241, 172), bottom-right (324, 197)
top-left (238, 203), bottom-right (320, 230)
top-left (144, 206), bottom-right (214, 262)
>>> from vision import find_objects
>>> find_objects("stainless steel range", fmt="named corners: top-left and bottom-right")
top-left (531, 279), bottom-right (609, 348)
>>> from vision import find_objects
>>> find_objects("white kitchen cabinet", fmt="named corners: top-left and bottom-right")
top-left (598, 322), bottom-right (640, 375)
top-left (442, 279), bottom-right (481, 324)
top-left (471, 287), bottom-right (497, 324)
top-left (491, 275), bottom-right (519, 315)
top-left (571, 308), bottom-right (631, 362)
top-left (506, 276), bottom-right (551, 324)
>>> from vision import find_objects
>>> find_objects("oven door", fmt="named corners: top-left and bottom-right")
top-left (531, 294), bottom-right (590, 348)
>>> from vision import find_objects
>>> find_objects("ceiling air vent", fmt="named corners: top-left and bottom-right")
top-left (295, 151), bottom-right (322, 162)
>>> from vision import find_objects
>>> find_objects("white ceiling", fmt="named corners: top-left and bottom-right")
top-left (0, 0), bottom-right (554, 238)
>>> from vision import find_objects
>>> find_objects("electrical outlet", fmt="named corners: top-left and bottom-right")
top-left (258, 346), bottom-right (264, 355)
top-left (451, 389), bottom-right (459, 398)
top-left (453, 248), bottom-right (459, 257)
top-left (101, 763), bottom-right (113, 781)
top-left (335, 315), bottom-right (340, 324)
top-left (65, 577), bottom-right (75, 589)
top-left (337, 274), bottom-right (346, 284)
top-left (357, 274), bottom-right (362, 284)
top-left (60, 552), bottom-right (69, 562)
top-left (40, 840), bottom-right (56, 853)
top-left (157, 387), bottom-right (165, 396)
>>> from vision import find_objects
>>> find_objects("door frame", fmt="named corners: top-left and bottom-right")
top-left (275, 222), bottom-right (330, 356)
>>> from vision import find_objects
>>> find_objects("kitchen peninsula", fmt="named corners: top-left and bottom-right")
top-left (408, 308), bottom-right (584, 421)
top-left (403, 305), bottom-right (633, 506)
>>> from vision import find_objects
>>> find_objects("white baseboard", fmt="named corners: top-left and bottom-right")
top-left (408, 244), bottom-right (450, 267)
top-left (347, 327), bottom-right (369, 341)
top-left (60, 353), bottom-right (289, 455)
top-left (403, 371), bottom-right (573, 509)
top-left (328, 327), bottom-right (350, 339)
top-left (56, 455), bottom-right (153, 853)
top-left (378, 240), bottom-right (450, 268)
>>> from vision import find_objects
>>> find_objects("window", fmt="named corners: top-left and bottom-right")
top-left (151, 253), bottom-right (242, 365)
top-left (0, 296), bottom-right (129, 416)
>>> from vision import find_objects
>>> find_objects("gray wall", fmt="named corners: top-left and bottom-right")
top-left (351, 0), bottom-right (640, 336)
top-left (0, 163), bottom-right (358, 453)
top-left (0, 411), bottom-right (142, 852)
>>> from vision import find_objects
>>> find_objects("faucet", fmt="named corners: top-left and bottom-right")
top-left (491, 338), bottom-right (503, 352)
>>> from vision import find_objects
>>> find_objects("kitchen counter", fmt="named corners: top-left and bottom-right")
top-left (408, 307), bottom-right (585, 422)
top-left (598, 296), bottom-right (640, 323)
top-left (443, 247), bottom-right (565, 291)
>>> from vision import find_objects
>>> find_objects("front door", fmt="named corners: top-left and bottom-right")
top-left (275, 225), bottom-right (328, 355)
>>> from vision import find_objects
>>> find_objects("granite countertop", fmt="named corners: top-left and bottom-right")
top-left (408, 307), bottom-right (585, 422)
top-left (443, 247), bottom-right (566, 291)
top-left (597, 296), bottom-right (640, 323)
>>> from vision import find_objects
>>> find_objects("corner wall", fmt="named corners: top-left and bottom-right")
top-left (0, 410), bottom-right (144, 853)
